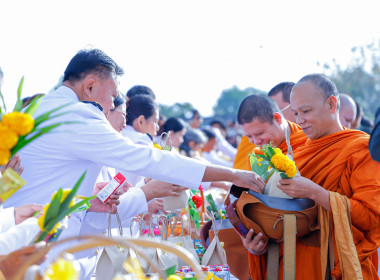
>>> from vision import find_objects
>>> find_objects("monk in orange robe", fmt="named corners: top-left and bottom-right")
top-left (245, 74), bottom-right (380, 279)
top-left (234, 82), bottom-right (297, 171)
top-left (233, 135), bottom-right (256, 170)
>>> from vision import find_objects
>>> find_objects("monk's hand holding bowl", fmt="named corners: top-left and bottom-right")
top-left (240, 229), bottom-right (268, 255)
top-left (278, 176), bottom-right (330, 210)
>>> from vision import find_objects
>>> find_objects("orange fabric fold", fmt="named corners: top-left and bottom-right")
top-left (291, 129), bottom-right (380, 280)
top-left (319, 192), bottom-right (363, 279)
top-left (233, 135), bottom-right (256, 170)
top-left (247, 121), bottom-right (307, 279)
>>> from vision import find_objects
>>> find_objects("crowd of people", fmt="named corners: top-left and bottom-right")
top-left (0, 48), bottom-right (380, 280)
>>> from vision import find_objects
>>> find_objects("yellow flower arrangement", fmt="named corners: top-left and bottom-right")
top-left (35, 172), bottom-right (96, 242)
top-left (0, 149), bottom-right (11, 166)
top-left (44, 253), bottom-right (80, 280)
top-left (270, 148), bottom-right (297, 178)
top-left (0, 124), bottom-right (18, 149)
top-left (250, 143), bottom-right (298, 180)
top-left (1, 111), bottom-right (35, 136)
top-left (38, 204), bottom-right (59, 235)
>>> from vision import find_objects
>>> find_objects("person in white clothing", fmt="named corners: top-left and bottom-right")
top-left (201, 128), bottom-right (233, 168)
top-left (5, 47), bottom-right (263, 229)
top-left (120, 95), bottom-right (159, 186)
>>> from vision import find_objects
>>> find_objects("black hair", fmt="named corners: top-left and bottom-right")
top-left (209, 118), bottom-right (226, 131)
top-left (111, 92), bottom-right (126, 111)
top-left (179, 129), bottom-right (207, 157)
top-left (63, 49), bottom-right (124, 82)
top-left (201, 128), bottom-right (216, 140)
top-left (163, 117), bottom-right (186, 133)
top-left (267, 82), bottom-right (295, 103)
top-left (126, 95), bottom-right (158, 125)
top-left (297, 74), bottom-right (340, 108)
top-left (237, 94), bottom-right (281, 125)
top-left (126, 85), bottom-right (156, 100)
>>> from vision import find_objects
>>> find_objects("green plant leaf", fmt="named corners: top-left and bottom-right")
top-left (24, 96), bottom-right (42, 116)
top-left (59, 171), bottom-right (87, 212)
top-left (280, 172), bottom-right (290, 179)
top-left (13, 77), bottom-right (24, 112)
top-left (0, 90), bottom-right (7, 113)
top-left (165, 265), bottom-right (177, 277)
top-left (11, 121), bottom-right (78, 156)
top-left (262, 168), bottom-right (275, 182)
top-left (256, 154), bottom-right (270, 161)
top-left (267, 146), bottom-right (276, 157)
top-left (43, 188), bottom-right (62, 228)
top-left (33, 102), bottom-right (74, 127)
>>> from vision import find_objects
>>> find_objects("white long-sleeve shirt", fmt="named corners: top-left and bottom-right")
top-left (118, 125), bottom-right (153, 187)
top-left (4, 86), bottom-right (206, 208)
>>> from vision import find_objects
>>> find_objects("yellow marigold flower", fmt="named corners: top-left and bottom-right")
top-left (52, 189), bottom-right (75, 208)
top-left (271, 152), bottom-right (297, 178)
top-left (38, 204), bottom-right (59, 234)
top-left (285, 166), bottom-right (297, 178)
top-left (0, 124), bottom-right (18, 150)
top-left (0, 149), bottom-right (11, 165)
top-left (44, 255), bottom-right (80, 280)
top-left (274, 148), bottom-right (282, 154)
top-left (1, 111), bottom-right (35, 136)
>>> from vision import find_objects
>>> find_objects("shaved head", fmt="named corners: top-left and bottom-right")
top-left (291, 74), bottom-right (342, 139)
top-left (339, 94), bottom-right (356, 128)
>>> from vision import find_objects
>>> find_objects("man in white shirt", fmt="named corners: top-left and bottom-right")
top-left (5, 48), bottom-right (263, 209)
top-left (4, 49), bottom-right (264, 277)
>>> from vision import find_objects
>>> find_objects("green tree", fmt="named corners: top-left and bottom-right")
top-left (159, 102), bottom-right (195, 119)
top-left (212, 86), bottom-right (266, 120)
top-left (322, 40), bottom-right (380, 118)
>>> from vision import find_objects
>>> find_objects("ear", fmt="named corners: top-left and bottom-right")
top-left (82, 75), bottom-right (96, 98)
top-left (327, 96), bottom-right (338, 114)
top-left (273, 112), bottom-right (283, 125)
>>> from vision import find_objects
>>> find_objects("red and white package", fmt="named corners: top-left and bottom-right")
top-left (96, 172), bottom-right (126, 203)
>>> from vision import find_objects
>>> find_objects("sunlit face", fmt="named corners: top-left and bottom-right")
top-left (291, 81), bottom-right (337, 139)
top-left (139, 108), bottom-right (160, 137)
top-left (107, 103), bottom-right (126, 133)
top-left (91, 74), bottom-right (119, 114)
top-left (170, 128), bottom-right (186, 148)
top-left (339, 103), bottom-right (356, 129)
top-left (240, 115), bottom-right (285, 147)
top-left (270, 92), bottom-right (296, 123)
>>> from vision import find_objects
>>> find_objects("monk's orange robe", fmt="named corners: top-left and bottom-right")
top-left (233, 135), bottom-right (256, 170)
top-left (248, 121), bottom-right (307, 279)
top-left (249, 129), bottom-right (380, 280)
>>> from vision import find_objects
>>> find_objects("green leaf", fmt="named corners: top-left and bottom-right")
top-left (0, 90), bottom-right (7, 113)
top-left (280, 172), bottom-right (290, 179)
top-left (33, 103), bottom-right (74, 127)
top-left (256, 154), bottom-right (270, 161)
top-left (43, 188), bottom-right (63, 228)
top-left (262, 168), bottom-right (275, 182)
top-left (250, 154), bottom-right (262, 175)
top-left (165, 265), bottom-right (177, 277)
top-left (267, 146), bottom-right (276, 157)
top-left (54, 195), bottom-right (96, 222)
top-left (11, 121), bottom-right (77, 156)
top-left (59, 171), bottom-right (87, 212)
top-left (24, 96), bottom-right (42, 116)
top-left (13, 77), bottom-right (24, 112)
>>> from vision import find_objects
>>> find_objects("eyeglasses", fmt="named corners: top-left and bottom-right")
top-left (281, 104), bottom-right (291, 112)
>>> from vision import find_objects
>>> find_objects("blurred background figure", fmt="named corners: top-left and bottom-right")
top-left (161, 117), bottom-right (187, 151)
top-left (351, 100), bottom-right (363, 130)
top-left (201, 128), bottom-right (233, 167)
top-left (267, 82), bottom-right (296, 123)
top-left (339, 93), bottom-right (356, 128)
top-left (126, 85), bottom-right (156, 100)
top-left (189, 109), bottom-right (203, 129)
